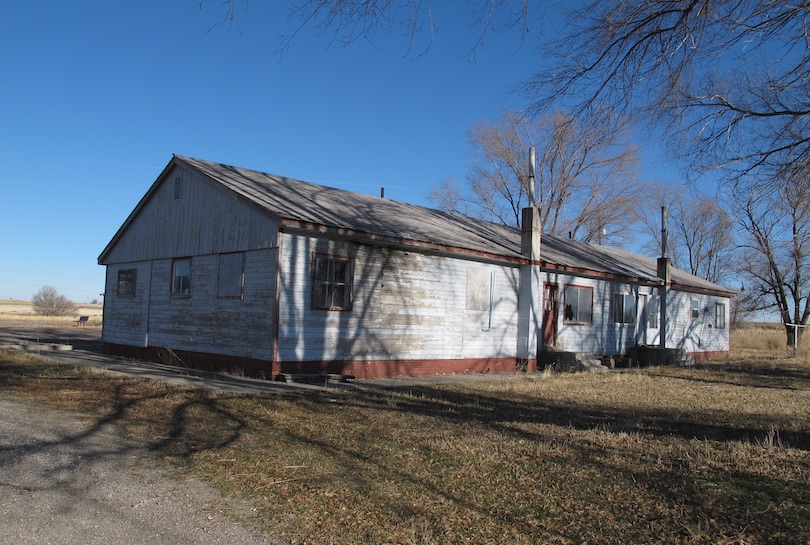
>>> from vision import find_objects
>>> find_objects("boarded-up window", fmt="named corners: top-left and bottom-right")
top-left (171, 258), bottom-right (191, 296)
top-left (312, 254), bottom-right (353, 310)
top-left (612, 292), bottom-right (634, 324)
top-left (218, 253), bottom-right (244, 299)
top-left (466, 267), bottom-right (493, 311)
top-left (117, 269), bottom-right (136, 298)
top-left (564, 285), bottom-right (592, 324)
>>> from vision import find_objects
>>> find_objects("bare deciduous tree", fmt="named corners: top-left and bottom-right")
top-left (202, 0), bottom-right (810, 335)
top-left (641, 186), bottom-right (735, 285)
top-left (729, 170), bottom-right (810, 346)
top-left (429, 108), bottom-right (643, 244)
top-left (531, 0), bottom-right (810, 182)
top-left (32, 286), bottom-right (78, 317)
top-left (201, 0), bottom-right (531, 57)
top-left (207, 1), bottom-right (809, 180)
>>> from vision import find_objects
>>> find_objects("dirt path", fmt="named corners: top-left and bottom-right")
top-left (0, 398), bottom-right (281, 545)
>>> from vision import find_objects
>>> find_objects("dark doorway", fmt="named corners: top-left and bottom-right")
top-left (542, 283), bottom-right (558, 347)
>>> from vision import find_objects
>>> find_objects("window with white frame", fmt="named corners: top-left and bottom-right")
top-left (691, 299), bottom-right (700, 319)
top-left (312, 254), bottom-right (353, 310)
top-left (564, 285), bottom-right (593, 324)
top-left (171, 258), bottom-right (191, 296)
top-left (613, 292), bottom-right (635, 324)
top-left (715, 302), bottom-right (726, 329)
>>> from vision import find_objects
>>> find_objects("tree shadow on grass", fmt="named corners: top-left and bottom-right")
top-left (270, 384), bottom-right (810, 544)
top-left (665, 360), bottom-right (810, 391)
top-left (339, 381), bottom-right (810, 451)
top-left (0, 361), bottom-right (249, 487)
top-left (2, 353), bottom-right (807, 544)
top-left (0, 385), bottom-right (250, 538)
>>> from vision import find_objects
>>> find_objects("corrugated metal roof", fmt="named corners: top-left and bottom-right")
top-left (177, 155), bottom-right (523, 259)
top-left (172, 155), bottom-right (733, 295)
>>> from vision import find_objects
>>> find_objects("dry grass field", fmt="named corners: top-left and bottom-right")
top-left (0, 299), bottom-right (103, 326)
top-left (731, 322), bottom-right (809, 352)
top-left (0, 317), bottom-right (808, 544)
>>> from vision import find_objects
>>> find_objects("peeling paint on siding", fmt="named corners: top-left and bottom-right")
top-left (277, 232), bottom-right (519, 364)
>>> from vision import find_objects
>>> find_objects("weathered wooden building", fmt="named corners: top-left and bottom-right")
top-left (98, 155), bottom-right (733, 379)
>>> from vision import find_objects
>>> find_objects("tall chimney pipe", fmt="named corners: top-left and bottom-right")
top-left (658, 205), bottom-right (670, 349)
top-left (528, 146), bottom-right (536, 207)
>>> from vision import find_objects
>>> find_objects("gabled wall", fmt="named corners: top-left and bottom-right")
top-left (101, 164), bottom-right (279, 264)
top-left (665, 289), bottom-right (729, 354)
top-left (101, 163), bottom-right (282, 375)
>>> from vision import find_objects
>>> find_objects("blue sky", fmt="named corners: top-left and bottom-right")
top-left (0, 2), bottom-right (676, 303)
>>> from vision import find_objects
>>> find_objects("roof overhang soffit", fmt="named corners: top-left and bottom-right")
top-left (279, 219), bottom-right (523, 266)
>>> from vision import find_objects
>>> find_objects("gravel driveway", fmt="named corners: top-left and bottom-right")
top-left (0, 322), bottom-right (511, 544)
top-left (0, 398), bottom-right (281, 545)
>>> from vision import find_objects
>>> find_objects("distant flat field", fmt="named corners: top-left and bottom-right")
top-left (0, 299), bottom-right (103, 325)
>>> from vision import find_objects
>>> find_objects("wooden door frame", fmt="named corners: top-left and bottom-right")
top-left (542, 282), bottom-right (559, 348)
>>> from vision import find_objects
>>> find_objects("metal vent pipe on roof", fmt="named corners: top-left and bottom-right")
top-left (658, 205), bottom-right (670, 349)
top-left (528, 146), bottom-right (536, 207)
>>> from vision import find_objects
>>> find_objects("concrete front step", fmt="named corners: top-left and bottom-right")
top-left (279, 373), bottom-right (355, 385)
top-left (538, 350), bottom-right (612, 373)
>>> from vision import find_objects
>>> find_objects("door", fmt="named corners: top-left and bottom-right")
top-left (542, 283), bottom-right (558, 347)
top-left (638, 294), bottom-right (648, 346)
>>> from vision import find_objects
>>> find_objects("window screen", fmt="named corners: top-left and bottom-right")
top-left (613, 293), bottom-right (634, 324)
top-left (715, 302), bottom-right (726, 329)
top-left (647, 297), bottom-right (659, 329)
top-left (172, 258), bottom-right (191, 296)
top-left (564, 285), bottom-right (593, 324)
top-left (117, 269), bottom-right (136, 297)
top-left (312, 254), bottom-right (353, 310)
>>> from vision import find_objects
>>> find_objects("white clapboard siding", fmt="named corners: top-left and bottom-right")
top-left (102, 261), bottom-right (152, 347)
top-left (277, 233), bottom-right (519, 362)
top-left (549, 272), bottom-right (729, 355)
top-left (665, 290), bottom-right (730, 352)
top-left (99, 155), bottom-right (732, 372)
top-left (102, 165), bottom-right (279, 264)
top-left (103, 249), bottom-right (278, 360)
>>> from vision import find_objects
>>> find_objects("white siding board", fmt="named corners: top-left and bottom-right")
top-left (99, 156), bottom-right (731, 374)
top-left (277, 233), bottom-right (519, 362)
top-left (104, 249), bottom-right (278, 360)
top-left (102, 262), bottom-right (152, 347)
top-left (551, 275), bottom-right (640, 355)
top-left (548, 272), bottom-right (730, 356)
top-left (665, 291), bottom-right (729, 353)
top-left (147, 250), bottom-right (277, 359)
top-left (103, 166), bottom-right (279, 264)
